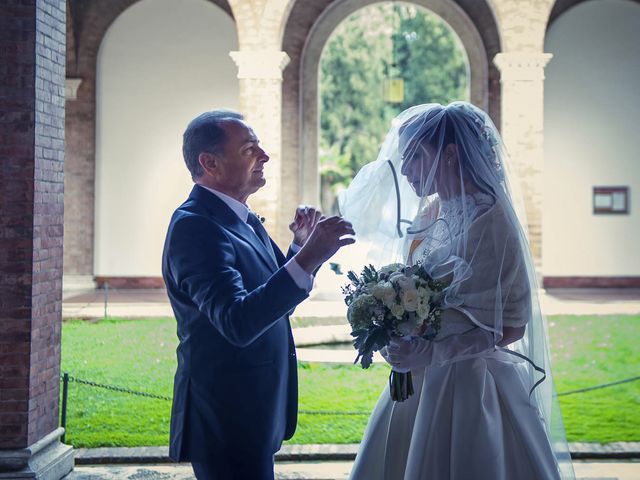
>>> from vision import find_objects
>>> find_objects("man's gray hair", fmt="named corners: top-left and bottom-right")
top-left (182, 109), bottom-right (244, 180)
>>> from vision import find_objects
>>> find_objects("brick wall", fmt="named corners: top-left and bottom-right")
top-left (0, 0), bottom-right (66, 449)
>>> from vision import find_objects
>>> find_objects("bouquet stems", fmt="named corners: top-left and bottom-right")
top-left (389, 370), bottom-right (414, 402)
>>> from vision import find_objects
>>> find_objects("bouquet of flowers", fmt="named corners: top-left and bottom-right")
top-left (342, 263), bottom-right (448, 401)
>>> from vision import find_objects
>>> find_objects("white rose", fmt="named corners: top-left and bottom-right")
top-left (417, 302), bottom-right (430, 320)
top-left (401, 288), bottom-right (419, 312)
top-left (381, 285), bottom-right (397, 308)
top-left (371, 283), bottom-right (386, 300)
top-left (417, 286), bottom-right (432, 303)
top-left (390, 302), bottom-right (405, 319)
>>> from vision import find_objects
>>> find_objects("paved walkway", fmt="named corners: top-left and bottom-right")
top-left (63, 460), bottom-right (640, 479)
top-left (62, 286), bottom-right (640, 320)
top-left (64, 441), bottom-right (640, 478)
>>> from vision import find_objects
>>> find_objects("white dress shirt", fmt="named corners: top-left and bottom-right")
top-left (199, 185), bottom-right (314, 292)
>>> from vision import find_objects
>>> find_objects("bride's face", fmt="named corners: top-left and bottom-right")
top-left (400, 142), bottom-right (439, 197)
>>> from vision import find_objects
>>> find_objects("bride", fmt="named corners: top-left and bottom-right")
top-left (338, 102), bottom-right (575, 479)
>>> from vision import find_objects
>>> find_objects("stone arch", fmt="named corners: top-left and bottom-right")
top-left (279, 0), bottom-right (501, 215)
top-left (64, 0), bottom-right (235, 287)
top-left (542, 0), bottom-right (640, 286)
top-left (67, 0), bottom-right (233, 78)
top-left (94, 0), bottom-right (239, 281)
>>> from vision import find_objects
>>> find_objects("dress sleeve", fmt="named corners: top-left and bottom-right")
top-left (451, 203), bottom-right (531, 331)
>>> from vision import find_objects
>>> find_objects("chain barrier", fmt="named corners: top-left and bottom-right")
top-left (59, 372), bottom-right (640, 441)
top-left (64, 374), bottom-right (173, 401)
top-left (61, 373), bottom-right (640, 402)
top-left (60, 374), bottom-right (371, 415)
top-left (300, 410), bottom-right (369, 416)
top-left (60, 373), bottom-right (640, 405)
top-left (556, 375), bottom-right (640, 397)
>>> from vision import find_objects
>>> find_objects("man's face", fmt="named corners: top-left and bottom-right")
top-left (214, 119), bottom-right (269, 202)
top-left (400, 142), bottom-right (438, 197)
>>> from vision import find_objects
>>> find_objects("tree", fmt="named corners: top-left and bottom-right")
top-left (319, 3), bottom-right (469, 213)
top-left (392, 5), bottom-right (468, 109)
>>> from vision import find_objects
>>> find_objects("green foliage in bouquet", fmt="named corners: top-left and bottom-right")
top-left (342, 263), bottom-right (449, 370)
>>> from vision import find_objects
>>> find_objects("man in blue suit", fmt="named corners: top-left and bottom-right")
top-left (162, 110), bottom-right (354, 479)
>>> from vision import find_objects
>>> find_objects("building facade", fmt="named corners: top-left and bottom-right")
top-left (62, 0), bottom-right (640, 288)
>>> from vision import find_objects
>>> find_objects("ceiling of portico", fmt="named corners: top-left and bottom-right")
top-left (547, 0), bottom-right (640, 29)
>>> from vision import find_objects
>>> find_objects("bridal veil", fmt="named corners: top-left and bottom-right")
top-left (338, 102), bottom-right (574, 478)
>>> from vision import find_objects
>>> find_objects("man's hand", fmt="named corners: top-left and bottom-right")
top-left (289, 205), bottom-right (322, 247)
top-left (294, 216), bottom-right (355, 274)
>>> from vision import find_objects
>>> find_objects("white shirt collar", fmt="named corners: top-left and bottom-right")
top-left (199, 185), bottom-right (250, 223)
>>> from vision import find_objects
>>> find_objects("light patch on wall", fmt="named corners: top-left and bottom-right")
top-left (95, 0), bottom-right (239, 276)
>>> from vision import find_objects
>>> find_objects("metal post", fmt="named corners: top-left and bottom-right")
top-left (61, 372), bottom-right (69, 443)
top-left (104, 282), bottom-right (109, 319)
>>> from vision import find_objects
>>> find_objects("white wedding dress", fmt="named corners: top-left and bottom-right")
top-left (349, 192), bottom-right (562, 480)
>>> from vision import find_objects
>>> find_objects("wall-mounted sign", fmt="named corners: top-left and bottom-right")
top-left (593, 186), bottom-right (629, 214)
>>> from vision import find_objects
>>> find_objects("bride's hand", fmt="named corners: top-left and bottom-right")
top-left (385, 336), bottom-right (432, 372)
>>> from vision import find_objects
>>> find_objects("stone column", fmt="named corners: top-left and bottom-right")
top-left (493, 52), bottom-right (552, 269)
top-left (63, 77), bottom-right (95, 292)
top-left (0, 1), bottom-right (74, 478)
top-left (230, 50), bottom-right (291, 247)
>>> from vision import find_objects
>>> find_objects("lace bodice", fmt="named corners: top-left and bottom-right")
top-left (407, 191), bottom-right (494, 266)
top-left (405, 191), bottom-right (524, 337)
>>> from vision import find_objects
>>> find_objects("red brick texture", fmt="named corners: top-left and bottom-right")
top-left (94, 276), bottom-right (165, 289)
top-left (543, 277), bottom-right (640, 288)
top-left (0, 0), bottom-right (66, 450)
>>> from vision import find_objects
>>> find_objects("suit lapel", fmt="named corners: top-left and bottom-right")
top-left (226, 223), bottom-right (279, 271)
top-left (190, 185), bottom-right (278, 272)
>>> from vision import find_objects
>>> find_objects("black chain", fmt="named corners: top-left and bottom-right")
top-left (557, 375), bottom-right (640, 397)
top-left (63, 374), bottom-right (172, 401)
top-left (300, 410), bottom-right (369, 416)
top-left (61, 374), bottom-right (640, 410)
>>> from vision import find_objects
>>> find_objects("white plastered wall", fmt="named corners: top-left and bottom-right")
top-left (95, 0), bottom-right (239, 276)
top-left (543, 0), bottom-right (640, 276)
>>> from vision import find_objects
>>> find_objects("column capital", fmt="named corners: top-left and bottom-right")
top-left (230, 50), bottom-right (290, 80)
top-left (65, 77), bottom-right (82, 100)
top-left (493, 53), bottom-right (553, 81)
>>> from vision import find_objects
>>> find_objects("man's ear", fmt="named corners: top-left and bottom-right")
top-left (198, 151), bottom-right (219, 176)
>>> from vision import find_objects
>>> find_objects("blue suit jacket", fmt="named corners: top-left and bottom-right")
top-left (161, 185), bottom-right (309, 462)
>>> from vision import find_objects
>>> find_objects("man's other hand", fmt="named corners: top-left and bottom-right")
top-left (289, 205), bottom-right (322, 247)
top-left (294, 216), bottom-right (355, 274)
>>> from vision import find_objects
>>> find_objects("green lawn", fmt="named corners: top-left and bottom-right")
top-left (60, 315), bottom-right (639, 447)
top-left (546, 315), bottom-right (640, 443)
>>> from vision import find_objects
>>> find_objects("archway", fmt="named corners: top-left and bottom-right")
top-left (93, 0), bottom-right (239, 283)
top-left (279, 0), bottom-right (500, 225)
top-left (317, 2), bottom-right (472, 214)
top-left (543, 0), bottom-right (640, 286)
